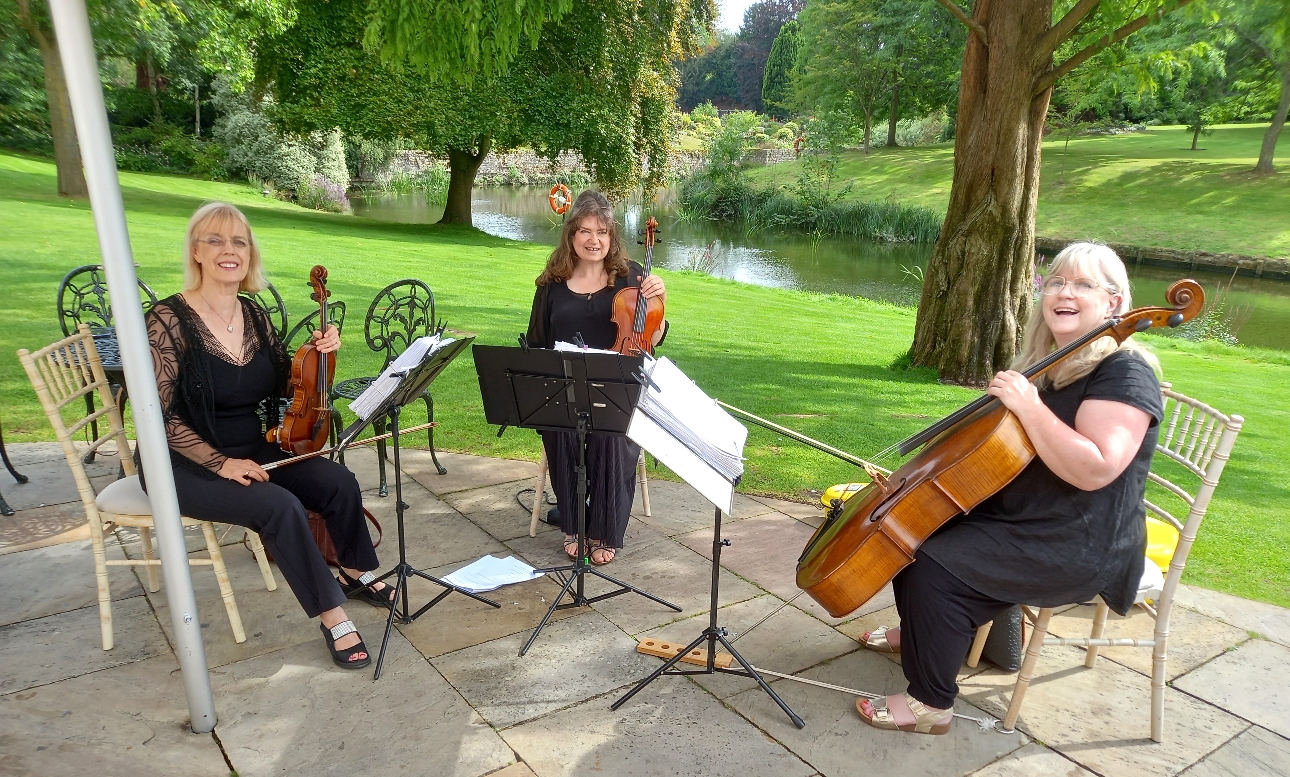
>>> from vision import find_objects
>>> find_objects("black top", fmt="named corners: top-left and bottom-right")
top-left (920, 350), bottom-right (1163, 615)
top-left (527, 261), bottom-right (656, 350)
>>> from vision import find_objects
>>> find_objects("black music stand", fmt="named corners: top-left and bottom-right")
top-left (343, 336), bottom-right (504, 680)
top-left (473, 344), bottom-right (681, 656)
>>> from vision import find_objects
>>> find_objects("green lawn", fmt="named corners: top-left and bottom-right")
top-left (745, 124), bottom-right (1290, 259)
top-left (2, 149), bottom-right (1289, 608)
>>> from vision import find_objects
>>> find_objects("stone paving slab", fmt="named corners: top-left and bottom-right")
top-left (1177, 584), bottom-right (1290, 649)
top-left (967, 743), bottom-right (1096, 776)
top-left (630, 478), bottom-right (774, 536)
top-left (0, 455), bottom-right (118, 512)
top-left (116, 521), bottom-right (257, 557)
top-left (0, 596), bottom-right (169, 695)
top-left (431, 611), bottom-right (657, 729)
top-left (491, 763), bottom-right (539, 777)
top-left (501, 678), bottom-right (815, 777)
top-left (443, 480), bottom-right (560, 542)
top-left (0, 654), bottom-right (230, 777)
top-left (0, 501), bottom-right (86, 553)
top-left (725, 649), bottom-right (1027, 777)
top-left (1184, 725), bottom-right (1290, 777)
top-left (502, 515), bottom-right (670, 570)
top-left (396, 559), bottom-right (577, 659)
top-left (637, 594), bottom-right (857, 699)
top-left (404, 449), bottom-right (540, 495)
top-left (1173, 638), bottom-right (1290, 739)
top-left (959, 645), bottom-right (1247, 777)
top-left (210, 631), bottom-right (514, 777)
top-left (0, 537), bottom-right (142, 627)
top-left (1047, 603), bottom-right (1249, 680)
top-left (362, 479), bottom-right (507, 572)
top-left (748, 493), bottom-right (826, 527)
top-left (2, 441), bottom-right (74, 466)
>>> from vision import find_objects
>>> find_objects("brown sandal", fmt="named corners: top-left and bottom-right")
top-left (589, 543), bottom-right (616, 565)
top-left (860, 625), bottom-right (900, 654)
top-left (856, 693), bottom-right (952, 735)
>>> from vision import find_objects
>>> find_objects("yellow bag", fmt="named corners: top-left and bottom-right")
top-left (1146, 516), bottom-right (1180, 575)
top-left (820, 482), bottom-right (872, 507)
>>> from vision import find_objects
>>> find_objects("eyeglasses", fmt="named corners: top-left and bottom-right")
top-left (199, 236), bottom-right (249, 251)
top-left (1041, 276), bottom-right (1111, 297)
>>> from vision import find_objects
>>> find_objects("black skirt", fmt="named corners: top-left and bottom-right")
top-left (541, 430), bottom-right (639, 548)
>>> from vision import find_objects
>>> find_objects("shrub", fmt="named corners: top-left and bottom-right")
top-left (296, 175), bottom-right (349, 213)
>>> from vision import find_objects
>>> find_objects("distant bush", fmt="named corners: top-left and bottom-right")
top-left (296, 175), bottom-right (349, 213)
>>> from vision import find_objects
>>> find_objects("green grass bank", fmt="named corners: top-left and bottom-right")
top-left (744, 124), bottom-right (1290, 259)
top-left (2, 150), bottom-right (1288, 608)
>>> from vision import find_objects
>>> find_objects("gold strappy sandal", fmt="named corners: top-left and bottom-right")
top-left (856, 693), bottom-right (952, 735)
top-left (860, 625), bottom-right (901, 654)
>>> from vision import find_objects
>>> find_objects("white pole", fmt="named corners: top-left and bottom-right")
top-left (47, 0), bottom-right (217, 733)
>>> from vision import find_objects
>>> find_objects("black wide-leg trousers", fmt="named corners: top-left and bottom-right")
top-left (892, 550), bottom-right (1013, 709)
top-left (169, 450), bottom-right (377, 618)
top-left (540, 430), bottom-right (638, 548)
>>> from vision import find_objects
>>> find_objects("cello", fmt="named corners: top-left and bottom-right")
top-left (796, 279), bottom-right (1205, 618)
top-left (267, 265), bottom-right (336, 455)
top-left (611, 216), bottom-right (664, 356)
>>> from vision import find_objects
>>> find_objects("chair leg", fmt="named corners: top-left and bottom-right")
top-left (530, 450), bottom-right (548, 538)
top-left (1151, 620), bottom-right (1169, 742)
top-left (1086, 600), bottom-right (1110, 668)
top-left (966, 622), bottom-right (992, 668)
top-left (90, 521), bottom-right (114, 650)
top-left (201, 521), bottom-right (246, 643)
top-left (375, 416), bottom-right (388, 498)
top-left (83, 393), bottom-right (97, 463)
top-left (138, 525), bottom-right (160, 592)
top-left (1003, 607), bottom-right (1053, 733)
top-left (423, 393), bottom-right (446, 475)
top-left (637, 451), bottom-right (651, 518)
top-left (245, 530), bottom-right (278, 591)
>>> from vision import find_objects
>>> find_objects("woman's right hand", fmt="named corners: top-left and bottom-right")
top-left (218, 458), bottom-right (269, 486)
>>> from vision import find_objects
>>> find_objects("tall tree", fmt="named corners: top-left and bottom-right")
top-left (265, 0), bottom-right (712, 224)
top-left (910, 0), bottom-right (1195, 384)
top-left (13, 0), bottom-right (86, 197)
top-left (1214, 0), bottom-right (1290, 174)
top-left (735, 0), bottom-right (805, 111)
top-left (762, 19), bottom-right (801, 119)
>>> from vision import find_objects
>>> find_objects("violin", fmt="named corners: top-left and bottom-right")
top-left (268, 265), bottom-right (336, 455)
top-left (796, 279), bottom-right (1206, 619)
top-left (611, 216), bottom-right (664, 356)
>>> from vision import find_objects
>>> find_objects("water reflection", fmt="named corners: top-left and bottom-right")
top-left (351, 186), bottom-right (1290, 350)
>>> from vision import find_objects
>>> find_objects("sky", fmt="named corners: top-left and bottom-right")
top-left (717, 0), bottom-right (757, 32)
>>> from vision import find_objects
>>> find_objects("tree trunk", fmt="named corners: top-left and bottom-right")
top-left (17, 0), bottom-right (87, 198)
top-left (862, 106), bottom-right (872, 154)
top-left (146, 54), bottom-right (163, 123)
top-left (1254, 66), bottom-right (1290, 175)
top-left (910, 0), bottom-right (1053, 385)
top-left (1191, 124), bottom-right (1201, 150)
top-left (440, 137), bottom-right (492, 225)
top-left (888, 75), bottom-right (900, 147)
top-left (195, 83), bottom-right (201, 137)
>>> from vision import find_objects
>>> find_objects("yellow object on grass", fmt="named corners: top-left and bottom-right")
top-left (821, 482), bottom-right (872, 507)
top-left (1146, 516), bottom-right (1180, 575)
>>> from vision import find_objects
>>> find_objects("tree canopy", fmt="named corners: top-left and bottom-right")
top-left (761, 19), bottom-right (801, 119)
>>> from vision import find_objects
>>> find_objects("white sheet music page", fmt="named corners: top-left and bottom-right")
top-left (627, 357), bottom-right (747, 513)
top-left (349, 334), bottom-right (450, 420)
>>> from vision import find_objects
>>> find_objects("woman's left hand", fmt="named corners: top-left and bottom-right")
top-left (312, 324), bottom-right (340, 354)
top-left (987, 370), bottom-right (1041, 417)
top-left (641, 273), bottom-right (666, 303)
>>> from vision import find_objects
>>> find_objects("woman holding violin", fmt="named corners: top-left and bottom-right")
top-left (142, 202), bottom-right (391, 670)
top-left (855, 243), bottom-right (1163, 735)
top-left (526, 190), bottom-right (668, 565)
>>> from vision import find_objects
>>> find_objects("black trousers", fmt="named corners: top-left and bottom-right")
top-left (893, 550), bottom-right (1013, 709)
top-left (540, 430), bottom-right (638, 548)
top-left (170, 449), bottom-right (377, 618)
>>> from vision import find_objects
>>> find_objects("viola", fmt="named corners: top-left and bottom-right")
top-left (268, 265), bottom-right (336, 455)
top-left (795, 279), bottom-right (1206, 619)
top-left (611, 216), bottom-right (664, 356)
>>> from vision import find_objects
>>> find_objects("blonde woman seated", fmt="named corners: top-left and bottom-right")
top-left (856, 242), bottom-right (1162, 735)
top-left (142, 202), bottom-right (391, 670)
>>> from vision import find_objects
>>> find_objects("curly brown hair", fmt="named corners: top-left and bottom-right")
top-left (536, 190), bottom-right (632, 286)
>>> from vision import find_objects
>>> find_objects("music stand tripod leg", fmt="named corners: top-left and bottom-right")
top-left (612, 506), bottom-right (804, 728)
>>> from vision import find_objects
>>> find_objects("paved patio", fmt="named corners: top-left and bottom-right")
top-left (2, 441), bottom-right (1288, 777)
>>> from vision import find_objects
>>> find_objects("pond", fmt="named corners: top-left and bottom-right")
top-left (352, 186), bottom-right (1290, 351)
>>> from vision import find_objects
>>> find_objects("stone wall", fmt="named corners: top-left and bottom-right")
top-left (747, 148), bottom-right (796, 165)
top-left (1035, 237), bottom-right (1290, 280)
top-left (388, 149), bottom-right (707, 184)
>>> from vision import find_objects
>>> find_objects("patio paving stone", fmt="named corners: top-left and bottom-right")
top-left (1184, 725), bottom-right (1290, 777)
top-left (503, 516), bottom-right (670, 570)
top-left (0, 455), bottom-right (117, 511)
top-left (0, 596), bottom-right (168, 695)
top-left (636, 594), bottom-right (857, 699)
top-left (0, 537), bottom-right (142, 627)
top-left (1173, 637), bottom-right (1290, 738)
top-left (210, 632), bottom-right (513, 777)
top-left (501, 677), bottom-right (815, 777)
top-left (0, 654), bottom-right (229, 777)
top-left (725, 649), bottom-right (1027, 777)
top-left (403, 450), bottom-right (540, 496)
top-left (749, 493), bottom-right (826, 527)
top-left (630, 478), bottom-right (773, 537)
top-left (959, 645), bottom-right (1247, 777)
top-left (442, 480), bottom-right (560, 541)
top-left (1176, 584), bottom-right (1290, 649)
top-left (430, 610), bottom-right (657, 729)
top-left (967, 743), bottom-right (1096, 776)
top-left (0, 501), bottom-right (86, 552)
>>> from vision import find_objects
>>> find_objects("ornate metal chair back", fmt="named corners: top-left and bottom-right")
top-left (363, 279), bottom-right (440, 370)
top-left (57, 264), bottom-right (159, 336)
top-left (239, 281), bottom-right (289, 341)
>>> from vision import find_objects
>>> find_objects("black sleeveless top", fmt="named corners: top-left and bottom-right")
top-left (526, 261), bottom-right (652, 350)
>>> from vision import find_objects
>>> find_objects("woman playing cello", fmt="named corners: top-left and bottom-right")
top-left (526, 190), bottom-right (669, 565)
top-left (856, 242), bottom-right (1163, 734)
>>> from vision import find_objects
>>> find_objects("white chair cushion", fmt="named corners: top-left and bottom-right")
top-left (95, 475), bottom-right (153, 516)
top-left (1136, 556), bottom-right (1165, 603)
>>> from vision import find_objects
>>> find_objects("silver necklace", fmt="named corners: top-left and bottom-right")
top-left (199, 292), bottom-right (238, 333)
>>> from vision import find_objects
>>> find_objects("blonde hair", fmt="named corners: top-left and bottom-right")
top-left (1014, 241), bottom-right (1160, 389)
top-left (536, 190), bottom-right (631, 286)
top-left (183, 202), bottom-right (267, 293)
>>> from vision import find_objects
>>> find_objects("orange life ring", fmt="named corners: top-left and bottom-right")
top-left (793, 136), bottom-right (806, 154)
top-left (549, 183), bottom-right (573, 215)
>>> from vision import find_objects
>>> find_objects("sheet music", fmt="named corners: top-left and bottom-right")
top-left (628, 357), bottom-right (747, 513)
top-left (554, 340), bottom-right (619, 355)
top-left (349, 335), bottom-right (452, 420)
top-left (441, 555), bottom-right (542, 593)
